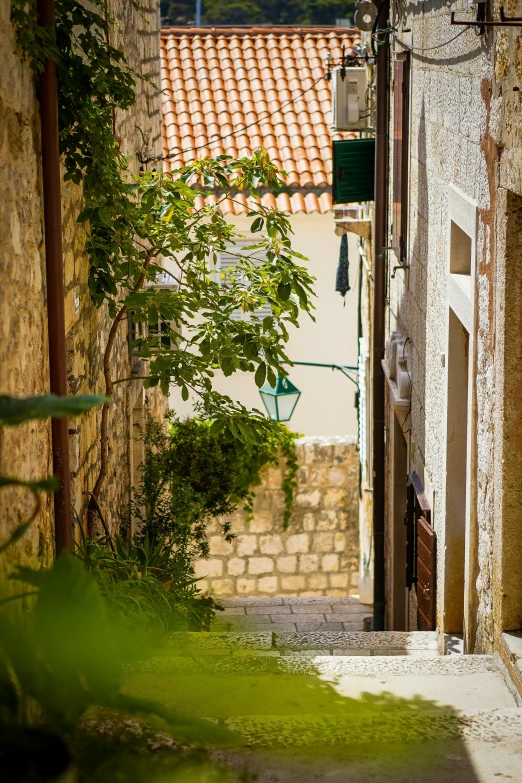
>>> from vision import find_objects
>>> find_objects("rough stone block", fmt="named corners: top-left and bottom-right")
top-left (257, 576), bottom-right (278, 593)
top-left (236, 535), bottom-right (257, 556)
top-left (333, 533), bottom-right (347, 552)
top-left (302, 513), bottom-right (315, 531)
top-left (288, 613), bottom-right (326, 623)
top-left (281, 575), bottom-right (306, 591)
top-left (211, 578), bottom-right (234, 595)
top-left (236, 578), bottom-right (257, 594)
top-left (324, 488), bottom-right (346, 508)
top-left (290, 604), bottom-right (330, 614)
top-left (286, 534), bottom-right (309, 554)
top-left (267, 622), bottom-right (297, 632)
top-left (195, 559), bottom-right (223, 578)
top-left (322, 554), bottom-right (340, 572)
top-left (248, 557), bottom-right (274, 575)
top-left (312, 532), bottom-right (334, 553)
top-left (295, 490), bottom-right (321, 508)
top-left (224, 597), bottom-right (283, 606)
top-left (298, 553), bottom-right (319, 573)
top-left (259, 534), bottom-right (284, 555)
top-left (276, 555), bottom-right (297, 573)
top-left (316, 511), bottom-right (340, 531)
top-left (248, 515), bottom-right (274, 533)
top-left (267, 607), bottom-right (292, 617)
top-left (307, 573), bottom-right (328, 590)
top-left (209, 535), bottom-right (234, 556)
top-left (328, 467), bottom-right (346, 487)
top-left (227, 557), bottom-right (246, 576)
top-left (329, 572), bottom-right (349, 588)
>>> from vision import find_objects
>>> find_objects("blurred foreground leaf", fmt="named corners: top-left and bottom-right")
top-left (0, 394), bottom-right (107, 426)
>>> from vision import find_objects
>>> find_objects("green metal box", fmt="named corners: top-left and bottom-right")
top-left (332, 138), bottom-right (375, 204)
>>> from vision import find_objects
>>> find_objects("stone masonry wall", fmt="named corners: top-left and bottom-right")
top-left (195, 437), bottom-right (360, 598)
top-left (0, 0), bottom-right (164, 568)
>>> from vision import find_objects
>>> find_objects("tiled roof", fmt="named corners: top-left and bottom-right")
top-left (160, 27), bottom-right (360, 214)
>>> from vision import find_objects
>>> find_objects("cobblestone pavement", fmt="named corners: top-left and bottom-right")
top-left (211, 595), bottom-right (373, 633)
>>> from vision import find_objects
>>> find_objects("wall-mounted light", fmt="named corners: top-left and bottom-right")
top-left (259, 375), bottom-right (301, 423)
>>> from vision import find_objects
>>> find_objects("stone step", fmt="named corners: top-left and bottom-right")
top-left (221, 707), bottom-right (522, 748)
top-left (168, 630), bottom-right (440, 656)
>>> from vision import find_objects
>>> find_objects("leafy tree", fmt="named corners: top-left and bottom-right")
top-left (12, 1), bottom-right (315, 537)
top-left (160, 0), bottom-right (355, 26)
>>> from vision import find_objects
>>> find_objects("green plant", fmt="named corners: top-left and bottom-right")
top-left (0, 527), bottom-right (235, 774)
top-left (76, 530), bottom-right (221, 636)
top-left (132, 413), bottom-right (299, 564)
top-left (11, 1), bottom-right (316, 537)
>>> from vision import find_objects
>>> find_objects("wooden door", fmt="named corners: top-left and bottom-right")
top-left (417, 516), bottom-right (436, 630)
top-left (405, 472), bottom-right (437, 631)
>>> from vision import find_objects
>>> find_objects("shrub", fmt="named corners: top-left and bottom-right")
top-left (131, 413), bottom-right (299, 558)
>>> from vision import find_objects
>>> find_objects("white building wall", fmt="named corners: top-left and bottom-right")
top-left (170, 212), bottom-right (359, 437)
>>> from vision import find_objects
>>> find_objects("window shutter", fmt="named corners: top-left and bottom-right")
top-left (332, 138), bottom-right (375, 204)
top-left (218, 242), bottom-right (272, 323)
top-left (392, 52), bottom-right (410, 259)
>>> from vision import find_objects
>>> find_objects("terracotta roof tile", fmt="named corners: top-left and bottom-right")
top-left (160, 27), bottom-right (359, 214)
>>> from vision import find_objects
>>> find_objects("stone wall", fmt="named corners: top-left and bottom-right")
top-left (195, 437), bottom-right (360, 598)
top-left (380, 2), bottom-right (522, 649)
top-left (0, 0), bottom-right (164, 566)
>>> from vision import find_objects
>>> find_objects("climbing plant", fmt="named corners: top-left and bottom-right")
top-left (11, 0), bottom-right (315, 533)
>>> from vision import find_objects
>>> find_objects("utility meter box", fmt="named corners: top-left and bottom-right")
top-left (331, 67), bottom-right (368, 131)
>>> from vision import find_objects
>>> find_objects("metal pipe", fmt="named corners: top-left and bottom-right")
top-left (38, 0), bottom-right (72, 553)
top-left (195, 0), bottom-right (202, 26)
top-left (371, 0), bottom-right (390, 631)
top-left (283, 361), bottom-right (358, 385)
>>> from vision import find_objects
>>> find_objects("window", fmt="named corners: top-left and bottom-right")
top-left (217, 241), bottom-right (272, 323)
top-left (392, 52), bottom-right (411, 260)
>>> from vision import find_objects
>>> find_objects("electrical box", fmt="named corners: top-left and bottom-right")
top-left (331, 67), bottom-right (368, 131)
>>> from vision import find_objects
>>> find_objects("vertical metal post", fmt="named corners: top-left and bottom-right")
top-left (38, 0), bottom-right (73, 553)
top-left (372, 0), bottom-right (390, 631)
top-left (195, 0), bottom-right (202, 26)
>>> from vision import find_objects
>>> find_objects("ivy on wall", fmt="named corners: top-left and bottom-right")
top-left (11, 0), bottom-right (312, 532)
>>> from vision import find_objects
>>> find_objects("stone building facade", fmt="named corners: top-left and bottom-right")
top-left (0, 0), bottom-right (164, 566)
top-left (351, 0), bottom-right (522, 655)
top-left (195, 437), bottom-right (360, 597)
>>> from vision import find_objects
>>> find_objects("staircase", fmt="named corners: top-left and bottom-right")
top-left (131, 599), bottom-right (522, 781)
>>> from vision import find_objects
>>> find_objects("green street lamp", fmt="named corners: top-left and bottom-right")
top-left (258, 362), bottom-right (358, 423)
top-left (259, 375), bottom-right (301, 422)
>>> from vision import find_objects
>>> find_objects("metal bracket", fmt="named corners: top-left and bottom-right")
top-left (391, 264), bottom-right (410, 279)
top-left (450, 4), bottom-right (522, 31)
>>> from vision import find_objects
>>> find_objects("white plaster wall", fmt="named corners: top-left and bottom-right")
top-left (170, 212), bottom-right (359, 437)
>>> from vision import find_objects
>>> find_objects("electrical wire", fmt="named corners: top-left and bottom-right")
top-left (393, 25), bottom-right (471, 53)
top-left (145, 74), bottom-right (326, 165)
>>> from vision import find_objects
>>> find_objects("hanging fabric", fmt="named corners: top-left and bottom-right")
top-left (335, 233), bottom-right (350, 302)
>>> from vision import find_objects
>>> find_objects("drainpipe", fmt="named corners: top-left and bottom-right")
top-left (38, 0), bottom-right (73, 553)
top-left (371, 0), bottom-right (390, 631)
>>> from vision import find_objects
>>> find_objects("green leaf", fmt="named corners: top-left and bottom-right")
top-left (255, 363), bottom-right (267, 388)
top-left (250, 216), bottom-right (264, 233)
top-left (209, 419), bottom-right (226, 435)
top-left (181, 385), bottom-right (189, 401)
top-left (0, 395), bottom-right (107, 426)
top-left (0, 476), bottom-right (59, 493)
top-left (267, 366), bottom-right (277, 388)
top-left (277, 282), bottom-right (292, 301)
